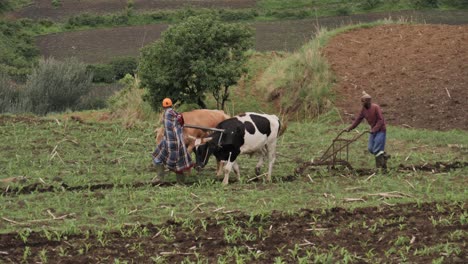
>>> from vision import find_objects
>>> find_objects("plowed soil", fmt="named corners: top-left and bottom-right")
top-left (1, 202), bottom-right (466, 263)
top-left (10, 0), bottom-right (256, 21)
top-left (35, 11), bottom-right (468, 63)
top-left (323, 24), bottom-right (468, 131)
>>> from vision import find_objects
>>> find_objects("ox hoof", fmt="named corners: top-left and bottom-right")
top-left (255, 167), bottom-right (261, 176)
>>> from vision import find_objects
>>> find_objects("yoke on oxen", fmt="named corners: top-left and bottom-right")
top-left (184, 124), bottom-right (237, 147)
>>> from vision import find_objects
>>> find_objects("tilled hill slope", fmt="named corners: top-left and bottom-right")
top-left (323, 24), bottom-right (468, 131)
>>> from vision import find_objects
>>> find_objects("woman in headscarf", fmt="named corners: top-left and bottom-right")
top-left (152, 98), bottom-right (193, 183)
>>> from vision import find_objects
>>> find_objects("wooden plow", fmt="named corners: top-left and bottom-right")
top-left (295, 131), bottom-right (369, 174)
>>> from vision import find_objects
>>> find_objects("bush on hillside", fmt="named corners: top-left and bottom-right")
top-left (0, 1), bottom-right (11, 13)
top-left (109, 56), bottom-right (137, 80)
top-left (0, 20), bottom-right (39, 81)
top-left (87, 64), bottom-right (114, 83)
top-left (87, 57), bottom-right (137, 83)
top-left (441, 0), bottom-right (468, 7)
top-left (336, 7), bottom-right (351, 16)
top-left (218, 9), bottom-right (258, 21)
top-left (66, 13), bottom-right (107, 28)
top-left (361, 0), bottom-right (383, 10)
top-left (410, 0), bottom-right (439, 8)
top-left (24, 58), bottom-right (93, 115)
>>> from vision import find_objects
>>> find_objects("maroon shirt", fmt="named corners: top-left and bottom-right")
top-left (349, 103), bottom-right (386, 133)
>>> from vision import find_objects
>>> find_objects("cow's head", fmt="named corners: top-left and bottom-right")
top-left (192, 136), bottom-right (216, 169)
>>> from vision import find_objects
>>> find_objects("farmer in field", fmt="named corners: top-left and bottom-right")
top-left (152, 98), bottom-right (193, 183)
top-left (344, 91), bottom-right (390, 170)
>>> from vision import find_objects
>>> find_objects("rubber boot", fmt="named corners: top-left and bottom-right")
top-left (383, 152), bottom-right (391, 161)
top-left (176, 173), bottom-right (185, 184)
top-left (375, 155), bottom-right (387, 173)
top-left (381, 155), bottom-right (388, 171)
top-left (152, 164), bottom-right (167, 183)
top-left (375, 156), bottom-right (382, 169)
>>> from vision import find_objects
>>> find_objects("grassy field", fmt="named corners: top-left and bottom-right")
top-left (0, 110), bottom-right (466, 262)
top-left (1, 4), bottom-right (468, 261)
top-left (1, 110), bottom-right (466, 232)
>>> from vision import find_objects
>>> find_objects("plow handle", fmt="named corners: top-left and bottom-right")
top-left (183, 124), bottom-right (226, 133)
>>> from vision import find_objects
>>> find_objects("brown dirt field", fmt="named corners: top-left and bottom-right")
top-left (0, 202), bottom-right (466, 263)
top-left (323, 24), bottom-right (468, 131)
top-left (37, 24), bottom-right (169, 63)
top-left (10, 0), bottom-right (256, 21)
top-left (35, 11), bottom-right (468, 63)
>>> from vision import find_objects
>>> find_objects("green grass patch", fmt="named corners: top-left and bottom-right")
top-left (0, 111), bottom-right (465, 233)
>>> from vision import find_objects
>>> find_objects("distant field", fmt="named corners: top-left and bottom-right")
top-left (35, 10), bottom-right (468, 63)
top-left (10, 0), bottom-right (257, 20)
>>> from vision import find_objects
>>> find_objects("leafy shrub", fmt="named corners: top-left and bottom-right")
top-left (441, 0), bottom-right (468, 7)
top-left (66, 13), bottom-right (106, 28)
top-left (52, 0), bottom-right (61, 8)
top-left (109, 56), bottom-right (137, 80)
top-left (218, 9), bottom-right (258, 21)
top-left (410, 0), bottom-right (439, 8)
top-left (38, 19), bottom-right (54, 27)
top-left (361, 0), bottom-right (383, 10)
top-left (87, 57), bottom-right (137, 83)
top-left (336, 7), bottom-right (351, 16)
top-left (87, 64), bottom-right (114, 83)
top-left (24, 58), bottom-right (92, 115)
top-left (0, 20), bottom-right (39, 80)
top-left (0, 1), bottom-right (11, 13)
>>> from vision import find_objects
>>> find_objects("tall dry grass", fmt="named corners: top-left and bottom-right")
top-left (107, 74), bottom-right (160, 128)
top-left (255, 28), bottom-right (334, 121)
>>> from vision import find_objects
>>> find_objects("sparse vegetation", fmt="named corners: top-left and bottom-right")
top-left (21, 57), bottom-right (93, 115)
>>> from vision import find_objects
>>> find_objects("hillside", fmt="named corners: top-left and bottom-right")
top-left (9, 0), bottom-right (256, 20)
top-left (323, 24), bottom-right (468, 131)
top-left (35, 10), bottom-right (468, 63)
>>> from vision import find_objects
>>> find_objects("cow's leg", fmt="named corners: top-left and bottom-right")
top-left (266, 142), bottom-right (277, 182)
top-left (222, 151), bottom-right (240, 185)
top-left (255, 147), bottom-right (268, 176)
top-left (222, 160), bottom-right (233, 185)
top-left (232, 162), bottom-right (241, 182)
top-left (216, 160), bottom-right (224, 178)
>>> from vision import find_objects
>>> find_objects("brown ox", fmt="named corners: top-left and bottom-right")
top-left (155, 109), bottom-right (230, 154)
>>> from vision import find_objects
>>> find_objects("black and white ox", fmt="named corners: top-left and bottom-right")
top-left (194, 112), bottom-right (282, 185)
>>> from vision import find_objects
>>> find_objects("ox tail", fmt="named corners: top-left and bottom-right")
top-left (278, 117), bottom-right (287, 137)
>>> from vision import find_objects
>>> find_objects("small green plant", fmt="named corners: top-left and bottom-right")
top-left (51, 0), bottom-right (61, 8)
top-left (274, 256), bottom-right (285, 264)
top-left (39, 248), bottom-right (48, 263)
top-left (200, 219), bottom-right (208, 232)
top-left (96, 230), bottom-right (108, 247)
top-left (18, 228), bottom-right (31, 244)
top-left (58, 246), bottom-right (68, 257)
top-left (22, 246), bottom-right (31, 263)
top-left (394, 235), bottom-right (410, 246)
top-left (288, 244), bottom-right (301, 259)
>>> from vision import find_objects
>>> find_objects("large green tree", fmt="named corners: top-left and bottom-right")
top-left (139, 13), bottom-right (253, 110)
